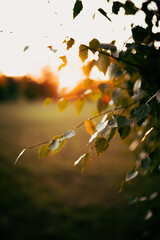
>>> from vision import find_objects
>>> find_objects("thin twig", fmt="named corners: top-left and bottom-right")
top-left (81, 45), bottom-right (140, 69)
top-left (26, 102), bottom-right (136, 150)
top-left (146, 93), bottom-right (157, 104)
top-left (76, 102), bottom-right (136, 129)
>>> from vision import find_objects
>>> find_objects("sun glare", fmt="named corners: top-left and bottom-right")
top-left (0, 0), bottom-right (147, 89)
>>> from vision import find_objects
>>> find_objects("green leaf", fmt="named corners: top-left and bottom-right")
top-left (84, 120), bottom-right (97, 136)
top-left (95, 137), bottom-right (109, 156)
top-left (97, 53), bottom-right (110, 75)
top-left (74, 97), bottom-right (86, 114)
top-left (48, 139), bottom-right (60, 152)
top-left (66, 38), bottom-right (75, 50)
top-left (117, 116), bottom-right (133, 128)
top-left (52, 140), bottom-right (66, 155)
top-left (58, 98), bottom-right (69, 112)
top-left (133, 104), bottom-right (150, 123)
top-left (39, 145), bottom-right (50, 158)
top-left (61, 129), bottom-right (76, 140)
top-left (43, 97), bottom-right (53, 106)
top-left (98, 8), bottom-right (111, 21)
top-left (126, 171), bottom-right (138, 182)
top-left (106, 128), bottom-right (117, 144)
top-left (118, 125), bottom-right (131, 140)
top-left (156, 89), bottom-right (160, 103)
top-left (73, 0), bottom-right (83, 19)
top-left (89, 38), bottom-right (100, 53)
top-left (81, 152), bottom-right (90, 174)
top-left (79, 45), bottom-right (88, 62)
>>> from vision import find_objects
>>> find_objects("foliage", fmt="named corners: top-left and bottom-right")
top-left (16, 0), bottom-right (160, 209)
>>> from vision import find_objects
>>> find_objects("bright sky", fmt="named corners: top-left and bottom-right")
top-left (0, 0), bottom-right (147, 89)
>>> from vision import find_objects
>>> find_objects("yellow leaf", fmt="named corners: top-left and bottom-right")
top-left (84, 120), bottom-right (96, 135)
top-left (43, 97), bottom-right (53, 106)
top-left (51, 140), bottom-right (66, 155)
top-left (74, 97), bottom-right (86, 114)
top-left (89, 92), bottom-right (101, 102)
top-left (58, 98), bottom-right (69, 112)
top-left (58, 56), bottom-right (67, 71)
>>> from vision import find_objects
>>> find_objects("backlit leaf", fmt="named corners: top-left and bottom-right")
top-left (95, 137), bottom-right (109, 156)
top-left (79, 45), bottom-right (88, 62)
top-left (43, 97), bottom-right (53, 106)
top-left (74, 97), bottom-right (86, 114)
top-left (81, 152), bottom-right (90, 174)
top-left (102, 94), bottom-right (111, 105)
top-left (73, 0), bottom-right (83, 19)
top-left (58, 98), bottom-right (69, 112)
top-left (97, 98), bottom-right (105, 113)
top-left (118, 125), bottom-right (131, 140)
top-left (84, 120), bottom-right (97, 136)
top-left (126, 171), bottom-right (138, 182)
top-left (61, 129), bottom-right (76, 140)
top-left (97, 53), bottom-right (110, 75)
top-left (133, 104), bottom-right (150, 123)
top-left (112, 88), bottom-right (121, 104)
top-left (98, 83), bottom-right (108, 93)
top-left (117, 116), bottom-right (133, 128)
top-left (89, 38), bottom-right (100, 53)
top-left (66, 38), bottom-right (75, 50)
top-left (58, 56), bottom-right (67, 71)
top-left (39, 145), bottom-right (50, 158)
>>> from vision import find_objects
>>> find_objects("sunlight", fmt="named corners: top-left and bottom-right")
top-left (0, 0), bottom-right (147, 89)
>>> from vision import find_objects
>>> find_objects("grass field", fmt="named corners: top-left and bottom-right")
top-left (0, 101), bottom-right (160, 240)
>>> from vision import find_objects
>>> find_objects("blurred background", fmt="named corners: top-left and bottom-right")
top-left (0, 0), bottom-right (160, 239)
top-left (0, 73), bottom-right (160, 240)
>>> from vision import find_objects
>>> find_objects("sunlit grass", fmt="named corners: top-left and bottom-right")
top-left (0, 101), bottom-right (160, 240)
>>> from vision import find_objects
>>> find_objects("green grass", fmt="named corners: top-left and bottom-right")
top-left (0, 101), bottom-right (160, 240)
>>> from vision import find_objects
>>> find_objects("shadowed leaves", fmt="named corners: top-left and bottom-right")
top-left (95, 137), bottom-right (109, 156)
top-left (73, 0), bottom-right (83, 19)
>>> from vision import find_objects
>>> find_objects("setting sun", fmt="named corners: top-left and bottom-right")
top-left (0, 0), bottom-right (146, 90)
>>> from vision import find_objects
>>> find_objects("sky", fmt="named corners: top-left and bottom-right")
top-left (0, 0), bottom-right (147, 89)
